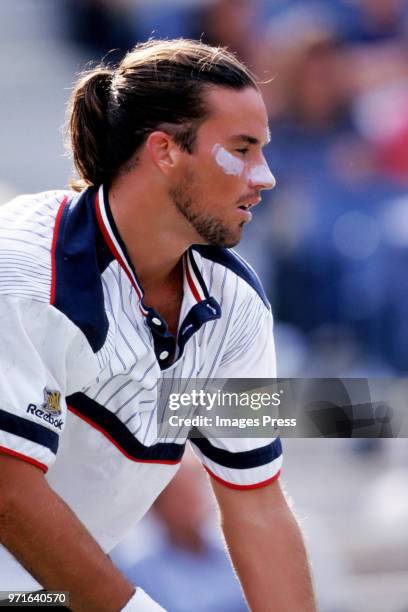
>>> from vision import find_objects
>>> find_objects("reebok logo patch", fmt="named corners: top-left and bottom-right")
top-left (26, 388), bottom-right (64, 430)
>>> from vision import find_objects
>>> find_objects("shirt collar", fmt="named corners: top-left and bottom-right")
top-left (94, 184), bottom-right (221, 325)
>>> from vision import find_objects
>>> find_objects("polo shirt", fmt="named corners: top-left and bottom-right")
top-left (0, 185), bottom-right (282, 590)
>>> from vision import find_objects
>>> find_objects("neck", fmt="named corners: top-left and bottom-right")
top-left (108, 171), bottom-right (195, 288)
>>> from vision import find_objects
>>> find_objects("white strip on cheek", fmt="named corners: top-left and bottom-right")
top-left (213, 145), bottom-right (245, 176)
top-left (247, 163), bottom-right (276, 188)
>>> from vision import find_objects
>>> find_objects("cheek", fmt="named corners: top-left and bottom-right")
top-left (212, 144), bottom-right (245, 177)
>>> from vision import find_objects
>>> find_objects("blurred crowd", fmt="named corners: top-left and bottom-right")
top-left (59, 0), bottom-right (408, 376)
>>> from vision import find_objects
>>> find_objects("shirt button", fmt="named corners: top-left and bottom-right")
top-left (152, 317), bottom-right (161, 326)
top-left (159, 350), bottom-right (169, 360)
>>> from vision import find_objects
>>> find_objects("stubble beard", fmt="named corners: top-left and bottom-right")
top-left (169, 170), bottom-right (243, 248)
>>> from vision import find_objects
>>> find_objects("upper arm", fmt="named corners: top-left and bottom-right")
top-left (0, 296), bottom-right (83, 473)
top-left (210, 475), bottom-right (289, 526)
top-left (0, 452), bottom-right (45, 498)
top-left (190, 293), bottom-right (282, 490)
top-left (216, 292), bottom-right (276, 379)
top-left (0, 454), bottom-right (50, 532)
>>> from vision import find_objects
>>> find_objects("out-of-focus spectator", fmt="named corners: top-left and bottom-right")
top-left (340, 0), bottom-right (408, 43)
top-left (276, 37), bottom-right (351, 129)
top-left (112, 453), bottom-right (247, 612)
top-left (352, 82), bottom-right (408, 184)
top-left (188, 0), bottom-right (282, 117)
top-left (60, 0), bottom-right (142, 62)
top-left (190, 0), bottom-right (264, 67)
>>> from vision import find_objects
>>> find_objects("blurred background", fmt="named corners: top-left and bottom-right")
top-left (1, 1), bottom-right (407, 610)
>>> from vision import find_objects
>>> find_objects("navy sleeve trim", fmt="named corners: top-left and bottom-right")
top-left (0, 408), bottom-right (59, 455)
top-left (67, 392), bottom-right (185, 464)
top-left (189, 433), bottom-right (282, 469)
top-left (192, 245), bottom-right (270, 308)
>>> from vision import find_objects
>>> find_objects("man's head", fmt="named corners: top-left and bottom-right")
top-left (165, 85), bottom-right (275, 246)
top-left (68, 38), bottom-right (275, 247)
top-left (69, 39), bottom-right (258, 187)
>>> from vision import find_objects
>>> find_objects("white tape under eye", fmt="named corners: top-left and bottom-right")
top-left (246, 163), bottom-right (276, 188)
top-left (213, 145), bottom-right (245, 176)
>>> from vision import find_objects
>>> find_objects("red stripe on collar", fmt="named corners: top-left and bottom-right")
top-left (95, 189), bottom-right (147, 315)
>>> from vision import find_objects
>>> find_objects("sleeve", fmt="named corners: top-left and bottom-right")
top-left (0, 296), bottom-right (80, 472)
top-left (190, 295), bottom-right (283, 489)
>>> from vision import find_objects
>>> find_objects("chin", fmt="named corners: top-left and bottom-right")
top-left (207, 230), bottom-right (242, 249)
top-left (194, 219), bottom-right (244, 249)
top-left (224, 224), bottom-right (245, 248)
top-left (222, 236), bottom-right (241, 248)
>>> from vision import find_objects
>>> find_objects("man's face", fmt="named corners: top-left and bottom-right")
top-left (169, 86), bottom-right (276, 248)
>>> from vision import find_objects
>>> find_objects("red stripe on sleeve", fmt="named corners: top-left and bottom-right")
top-left (50, 196), bottom-right (69, 305)
top-left (0, 446), bottom-right (48, 473)
top-left (203, 464), bottom-right (281, 490)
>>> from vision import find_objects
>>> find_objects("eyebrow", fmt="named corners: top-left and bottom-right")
top-left (231, 131), bottom-right (271, 146)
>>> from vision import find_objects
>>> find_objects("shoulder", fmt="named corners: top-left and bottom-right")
top-left (0, 189), bottom-right (74, 248)
top-left (192, 245), bottom-right (270, 310)
top-left (0, 188), bottom-right (111, 359)
top-left (0, 190), bottom-right (73, 220)
top-left (0, 190), bottom-right (74, 302)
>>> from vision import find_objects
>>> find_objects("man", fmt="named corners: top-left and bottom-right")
top-left (0, 39), bottom-right (316, 611)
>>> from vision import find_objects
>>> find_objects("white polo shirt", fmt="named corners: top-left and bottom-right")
top-left (0, 185), bottom-right (282, 590)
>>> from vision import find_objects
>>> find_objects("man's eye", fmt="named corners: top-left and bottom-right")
top-left (236, 148), bottom-right (249, 155)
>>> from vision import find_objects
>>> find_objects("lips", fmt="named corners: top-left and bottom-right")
top-left (238, 197), bottom-right (261, 210)
top-left (237, 207), bottom-right (253, 222)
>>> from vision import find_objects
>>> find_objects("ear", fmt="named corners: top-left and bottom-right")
top-left (145, 131), bottom-right (183, 176)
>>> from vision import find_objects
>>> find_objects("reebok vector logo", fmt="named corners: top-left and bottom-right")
top-left (26, 387), bottom-right (64, 430)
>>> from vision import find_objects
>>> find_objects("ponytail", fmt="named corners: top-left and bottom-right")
top-left (68, 68), bottom-right (113, 191)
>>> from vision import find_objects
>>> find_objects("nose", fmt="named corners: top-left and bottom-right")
top-left (247, 159), bottom-right (276, 191)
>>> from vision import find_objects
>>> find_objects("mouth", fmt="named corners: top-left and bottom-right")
top-left (237, 206), bottom-right (254, 222)
top-left (237, 196), bottom-right (261, 211)
top-left (237, 198), bottom-right (260, 220)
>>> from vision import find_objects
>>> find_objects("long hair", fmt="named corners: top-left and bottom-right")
top-left (67, 38), bottom-right (258, 191)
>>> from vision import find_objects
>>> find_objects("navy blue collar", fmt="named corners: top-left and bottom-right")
top-left (94, 185), bottom-right (221, 366)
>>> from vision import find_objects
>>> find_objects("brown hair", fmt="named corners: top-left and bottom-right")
top-left (67, 38), bottom-right (258, 191)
